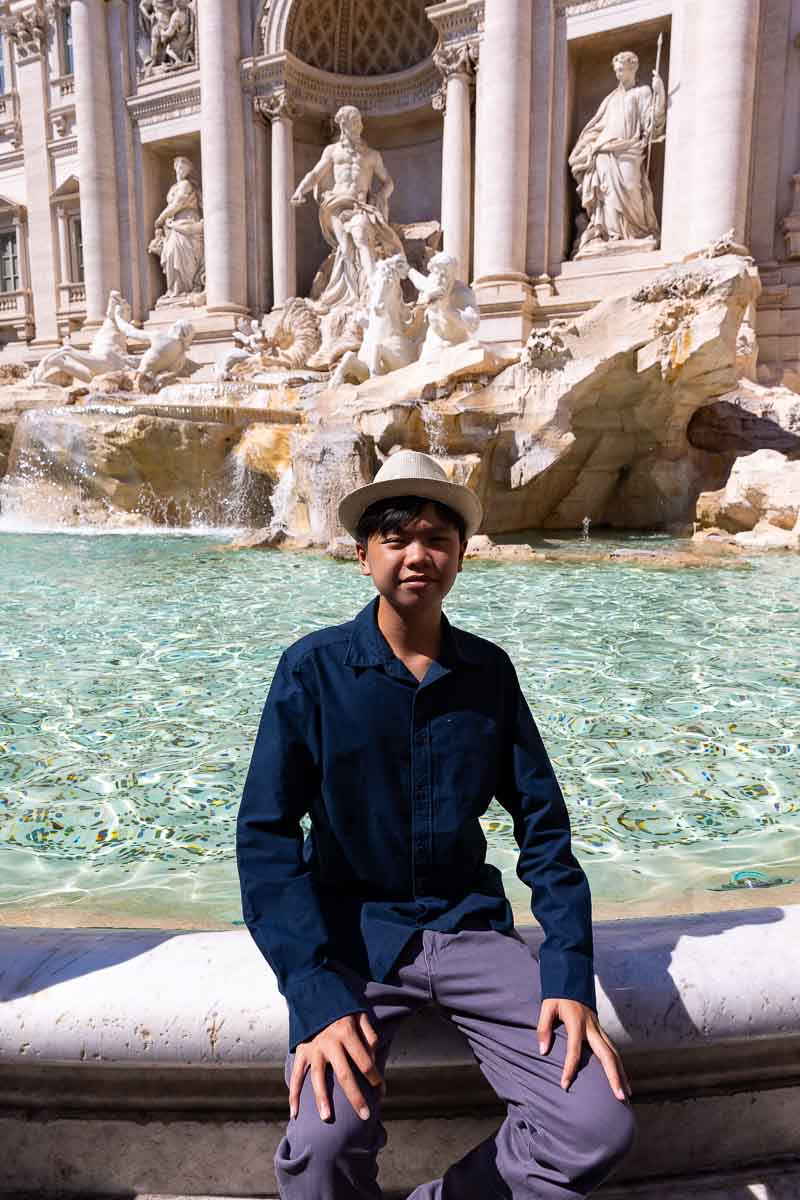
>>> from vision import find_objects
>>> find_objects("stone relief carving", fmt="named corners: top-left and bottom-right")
top-left (633, 268), bottom-right (712, 305)
top-left (0, 2), bottom-right (54, 63)
top-left (568, 48), bottom-right (666, 260)
top-left (138, 0), bottom-right (197, 80)
top-left (432, 40), bottom-right (478, 112)
top-left (148, 155), bottom-right (205, 307)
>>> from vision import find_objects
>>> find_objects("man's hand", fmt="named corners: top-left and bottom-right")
top-left (289, 1012), bottom-right (385, 1122)
top-left (537, 998), bottom-right (631, 1102)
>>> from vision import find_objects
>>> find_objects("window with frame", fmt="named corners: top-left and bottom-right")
top-left (61, 9), bottom-right (74, 76)
top-left (0, 230), bottom-right (20, 293)
top-left (69, 215), bottom-right (83, 282)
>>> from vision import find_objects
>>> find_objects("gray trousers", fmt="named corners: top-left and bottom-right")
top-left (275, 927), bottom-right (636, 1199)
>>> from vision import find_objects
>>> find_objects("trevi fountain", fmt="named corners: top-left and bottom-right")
top-left (1, 4), bottom-right (800, 1195)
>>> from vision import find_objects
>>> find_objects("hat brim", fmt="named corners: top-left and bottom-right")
top-left (338, 476), bottom-right (483, 540)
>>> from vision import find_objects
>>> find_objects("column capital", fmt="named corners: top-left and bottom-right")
top-left (255, 87), bottom-right (300, 125)
top-left (433, 40), bottom-right (479, 83)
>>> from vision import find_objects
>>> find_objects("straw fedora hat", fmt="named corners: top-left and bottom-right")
top-left (338, 449), bottom-right (483, 540)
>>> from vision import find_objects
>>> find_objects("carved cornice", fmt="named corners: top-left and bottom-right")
top-left (242, 49), bottom-right (440, 118)
top-left (0, 3), bottom-right (48, 64)
top-left (554, 0), bottom-right (632, 14)
top-left (426, 0), bottom-right (484, 52)
top-left (125, 83), bottom-right (201, 129)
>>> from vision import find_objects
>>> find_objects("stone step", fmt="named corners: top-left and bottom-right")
top-left (4, 1161), bottom-right (800, 1200)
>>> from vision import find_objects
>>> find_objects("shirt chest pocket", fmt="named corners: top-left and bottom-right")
top-left (431, 708), bottom-right (501, 799)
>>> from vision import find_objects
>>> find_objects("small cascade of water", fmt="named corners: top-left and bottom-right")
top-left (420, 402), bottom-right (447, 456)
top-left (268, 464), bottom-right (296, 536)
top-left (582, 515), bottom-right (591, 541)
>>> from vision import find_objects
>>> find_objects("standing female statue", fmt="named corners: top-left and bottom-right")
top-left (568, 50), bottom-right (666, 259)
top-left (149, 155), bottom-right (205, 304)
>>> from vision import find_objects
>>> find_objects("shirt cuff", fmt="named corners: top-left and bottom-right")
top-left (284, 964), bottom-right (368, 1052)
top-left (539, 948), bottom-right (597, 1014)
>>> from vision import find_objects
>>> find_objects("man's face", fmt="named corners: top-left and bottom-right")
top-left (356, 500), bottom-right (466, 615)
top-left (613, 58), bottom-right (636, 85)
top-left (341, 112), bottom-right (363, 140)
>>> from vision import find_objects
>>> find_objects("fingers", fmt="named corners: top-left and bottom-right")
top-left (560, 1012), bottom-right (584, 1091)
top-left (288, 1052), bottom-right (308, 1121)
top-left (288, 1014), bottom-right (386, 1124)
top-left (591, 1027), bottom-right (632, 1101)
top-left (537, 1000), bottom-right (556, 1056)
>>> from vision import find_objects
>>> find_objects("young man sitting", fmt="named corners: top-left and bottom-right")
top-left (237, 448), bottom-right (635, 1199)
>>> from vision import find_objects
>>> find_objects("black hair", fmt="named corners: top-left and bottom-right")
top-left (354, 494), bottom-right (467, 548)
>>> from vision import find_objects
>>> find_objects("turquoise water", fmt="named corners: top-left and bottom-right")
top-left (1, 530), bottom-right (798, 927)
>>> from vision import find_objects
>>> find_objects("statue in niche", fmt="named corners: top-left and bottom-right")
top-left (148, 155), bottom-right (205, 307)
top-left (139, 0), bottom-right (196, 77)
top-left (568, 49), bottom-right (666, 260)
top-left (291, 104), bottom-right (404, 312)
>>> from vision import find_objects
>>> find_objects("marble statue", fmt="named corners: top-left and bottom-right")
top-left (215, 318), bottom-right (269, 382)
top-left (568, 49), bottom-right (666, 260)
top-left (112, 307), bottom-right (196, 392)
top-left (30, 292), bottom-right (138, 386)
top-left (409, 252), bottom-right (480, 362)
top-left (291, 104), bottom-right (404, 312)
top-left (331, 255), bottom-right (422, 385)
top-left (149, 155), bottom-right (205, 305)
top-left (139, 0), bottom-right (196, 77)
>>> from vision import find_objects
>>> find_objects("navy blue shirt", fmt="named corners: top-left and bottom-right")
top-left (237, 594), bottom-right (595, 1051)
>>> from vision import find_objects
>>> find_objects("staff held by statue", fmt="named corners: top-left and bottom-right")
top-left (646, 32), bottom-right (664, 176)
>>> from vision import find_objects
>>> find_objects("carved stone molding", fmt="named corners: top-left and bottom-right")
top-left (243, 50), bottom-right (440, 118)
top-left (554, 0), bottom-right (632, 14)
top-left (426, 0), bottom-right (484, 53)
top-left (125, 83), bottom-right (201, 129)
top-left (254, 86), bottom-right (299, 124)
top-left (0, 4), bottom-right (48, 64)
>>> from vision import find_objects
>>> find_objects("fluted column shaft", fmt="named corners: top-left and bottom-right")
top-left (199, 0), bottom-right (248, 313)
top-left (472, 0), bottom-right (532, 282)
top-left (435, 45), bottom-right (475, 282)
top-left (265, 93), bottom-right (297, 307)
top-left (72, 0), bottom-right (121, 324)
top-left (691, 0), bottom-right (760, 248)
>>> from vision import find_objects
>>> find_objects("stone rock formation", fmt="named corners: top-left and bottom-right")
top-left (695, 449), bottom-right (800, 544)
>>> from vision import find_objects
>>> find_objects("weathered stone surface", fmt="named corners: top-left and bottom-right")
top-left (3, 408), bottom-right (257, 527)
top-left (688, 379), bottom-right (800, 455)
top-left (696, 449), bottom-right (800, 534)
top-left (0, 384), bottom-right (67, 479)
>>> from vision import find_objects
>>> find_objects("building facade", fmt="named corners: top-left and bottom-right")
top-left (0, 0), bottom-right (796, 380)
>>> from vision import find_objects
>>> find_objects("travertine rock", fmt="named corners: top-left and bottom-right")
top-left (688, 379), bottom-right (800, 455)
top-left (695, 449), bottom-right (800, 534)
top-left (0, 385), bottom-right (66, 478)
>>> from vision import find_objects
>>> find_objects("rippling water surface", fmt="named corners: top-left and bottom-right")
top-left (1, 531), bottom-right (798, 927)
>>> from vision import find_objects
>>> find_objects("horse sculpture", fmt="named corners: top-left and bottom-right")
top-left (30, 291), bottom-right (138, 387)
top-left (331, 255), bottom-right (422, 386)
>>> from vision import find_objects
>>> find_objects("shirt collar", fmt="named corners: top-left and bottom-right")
top-left (344, 595), bottom-right (482, 669)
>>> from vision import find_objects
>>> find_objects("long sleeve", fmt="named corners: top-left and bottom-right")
top-left (236, 651), bottom-right (366, 1051)
top-left (495, 655), bottom-right (596, 1012)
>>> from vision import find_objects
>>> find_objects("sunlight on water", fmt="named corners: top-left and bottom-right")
top-left (1, 531), bottom-right (798, 927)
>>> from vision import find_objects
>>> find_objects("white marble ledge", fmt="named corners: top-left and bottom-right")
top-left (0, 906), bottom-right (798, 1071)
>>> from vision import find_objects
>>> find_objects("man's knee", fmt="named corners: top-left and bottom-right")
top-left (274, 1107), bottom-right (386, 1191)
top-left (567, 1092), bottom-right (636, 1185)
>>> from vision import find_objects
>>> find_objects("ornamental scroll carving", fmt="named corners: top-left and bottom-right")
top-left (432, 40), bottom-right (478, 112)
top-left (0, 0), bottom-right (66, 64)
top-left (137, 0), bottom-right (197, 80)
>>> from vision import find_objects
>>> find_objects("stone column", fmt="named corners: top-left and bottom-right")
top-left (690, 0), bottom-right (760, 249)
top-left (72, 0), bottom-right (121, 325)
top-left (472, 0), bottom-right (532, 284)
top-left (13, 19), bottom-right (60, 345)
top-left (199, 0), bottom-right (248, 314)
top-left (261, 90), bottom-right (297, 308)
top-left (433, 43), bottom-right (476, 282)
top-left (55, 205), bottom-right (70, 283)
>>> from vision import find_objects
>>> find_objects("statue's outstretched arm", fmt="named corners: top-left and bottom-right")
top-left (291, 147), bottom-right (332, 205)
